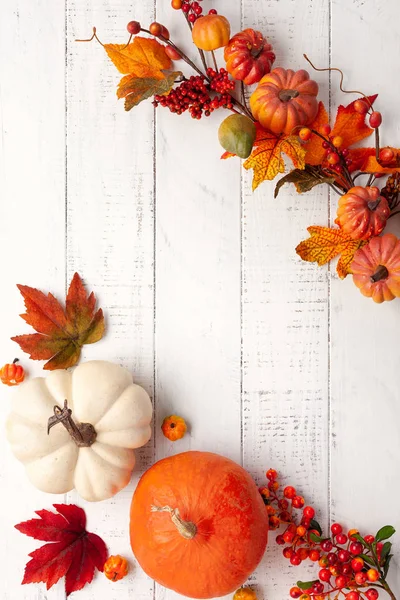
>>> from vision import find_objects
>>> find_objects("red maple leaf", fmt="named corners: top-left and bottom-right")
top-left (15, 504), bottom-right (108, 596)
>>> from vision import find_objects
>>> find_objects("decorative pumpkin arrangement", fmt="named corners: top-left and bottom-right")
top-left (78, 0), bottom-right (400, 303)
top-left (130, 451), bottom-right (269, 598)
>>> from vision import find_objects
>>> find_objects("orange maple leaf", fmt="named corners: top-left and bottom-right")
top-left (330, 95), bottom-right (377, 148)
top-left (12, 273), bottom-right (105, 370)
top-left (296, 226), bottom-right (366, 279)
top-left (105, 37), bottom-right (171, 78)
top-left (244, 126), bottom-right (306, 191)
top-left (304, 102), bottom-right (329, 166)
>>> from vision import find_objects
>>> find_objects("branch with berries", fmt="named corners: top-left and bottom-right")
top-left (260, 469), bottom-right (397, 600)
top-left (79, 1), bottom-right (400, 304)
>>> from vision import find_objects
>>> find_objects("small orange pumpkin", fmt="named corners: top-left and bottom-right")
top-left (250, 68), bottom-right (319, 135)
top-left (161, 415), bottom-right (187, 441)
top-left (0, 359), bottom-right (25, 386)
top-left (130, 451), bottom-right (268, 599)
top-left (224, 29), bottom-right (275, 85)
top-left (192, 15), bottom-right (231, 51)
top-left (104, 555), bottom-right (129, 581)
top-left (233, 588), bottom-right (258, 600)
top-left (335, 186), bottom-right (390, 240)
top-left (351, 234), bottom-right (400, 303)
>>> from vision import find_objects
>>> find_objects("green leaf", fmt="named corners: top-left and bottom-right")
top-left (309, 519), bottom-right (322, 536)
top-left (274, 168), bottom-right (335, 198)
top-left (383, 554), bottom-right (393, 577)
top-left (117, 71), bottom-right (182, 111)
top-left (309, 532), bottom-right (328, 543)
top-left (297, 580), bottom-right (319, 591)
top-left (352, 533), bottom-right (368, 547)
top-left (380, 541), bottom-right (392, 565)
top-left (375, 525), bottom-right (396, 542)
top-left (359, 554), bottom-right (376, 566)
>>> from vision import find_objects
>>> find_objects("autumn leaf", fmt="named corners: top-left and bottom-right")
top-left (304, 102), bottom-right (329, 166)
top-left (221, 151), bottom-right (236, 159)
top-left (15, 504), bottom-right (108, 596)
top-left (361, 151), bottom-right (400, 174)
top-left (296, 226), bottom-right (366, 279)
top-left (330, 94), bottom-right (377, 148)
top-left (275, 167), bottom-right (335, 197)
top-left (244, 126), bottom-right (306, 190)
top-left (105, 36), bottom-right (171, 78)
top-left (12, 273), bottom-right (105, 370)
top-left (118, 70), bottom-right (181, 110)
top-left (346, 147), bottom-right (376, 172)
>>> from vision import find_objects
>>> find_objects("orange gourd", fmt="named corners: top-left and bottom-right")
top-left (0, 359), bottom-right (25, 386)
top-left (351, 234), bottom-right (400, 303)
top-left (192, 15), bottom-right (231, 51)
top-left (224, 29), bottom-right (275, 85)
top-left (130, 451), bottom-right (268, 599)
top-left (250, 68), bottom-right (319, 135)
top-left (104, 555), bottom-right (129, 581)
top-left (161, 415), bottom-right (187, 441)
top-left (335, 186), bottom-right (390, 240)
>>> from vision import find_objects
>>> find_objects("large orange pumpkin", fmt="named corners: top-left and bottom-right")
top-left (130, 451), bottom-right (268, 599)
top-left (335, 186), bottom-right (390, 240)
top-left (351, 234), bottom-right (400, 303)
top-left (250, 68), bottom-right (319, 135)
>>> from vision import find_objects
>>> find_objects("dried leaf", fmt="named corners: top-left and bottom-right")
top-left (15, 504), bottom-right (108, 596)
top-left (330, 94), bottom-right (377, 148)
top-left (296, 226), bottom-right (366, 279)
top-left (304, 102), bottom-right (329, 166)
top-left (12, 273), bottom-right (104, 370)
top-left (275, 167), bottom-right (335, 197)
top-left (105, 37), bottom-right (171, 78)
top-left (118, 71), bottom-right (181, 110)
top-left (244, 126), bottom-right (306, 190)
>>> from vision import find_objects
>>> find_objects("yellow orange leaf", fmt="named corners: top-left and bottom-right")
top-left (105, 36), bottom-right (171, 78)
top-left (330, 95), bottom-right (377, 148)
top-left (361, 151), bottom-right (400, 174)
top-left (296, 226), bottom-right (366, 279)
top-left (221, 151), bottom-right (235, 159)
top-left (117, 71), bottom-right (181, 111)
top-left (244, 127), bottom-right (306, 191)
top-left (304, 102), bottom-right (329, 166)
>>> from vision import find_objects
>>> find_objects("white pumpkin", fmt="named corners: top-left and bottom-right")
top-left (6, 360), bottom-right (152, 502)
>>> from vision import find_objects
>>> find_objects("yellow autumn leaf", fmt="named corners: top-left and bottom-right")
top-left (243, 126), bottom-right (306, 191)
top-left (104, 36), bottom-right (171, 78)
top-left (296, 226), bottom-right (366, 279)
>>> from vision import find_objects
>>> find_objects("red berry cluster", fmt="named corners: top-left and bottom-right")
top-left (172, 0), bottom-right (218, 23)
top-left (153, 75), bottom-right (233, 118)
top-left (207, 68), bottom-right (236, 94)
top-left (260, 470), bottom-right (395, 600)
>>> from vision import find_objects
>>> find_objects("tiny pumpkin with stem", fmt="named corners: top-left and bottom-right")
top-left (104, 555), bottom-right (129, 582)
top-left (0, 359), bottom-right (25, 386)
top-left (162, 415), bottom-right (187, 441)
top-left (233, 587), bottom-right (258, 600)
top-left (192, 14), bottom-right (231, 51)
top-left (335, 186), bottom-right (390, 240)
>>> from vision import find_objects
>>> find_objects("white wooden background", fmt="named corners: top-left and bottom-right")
top-left (1, 0), bottom-right (400, 598)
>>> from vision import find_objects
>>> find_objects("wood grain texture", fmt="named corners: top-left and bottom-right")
top-left (241, 1), bottom-right (330, 597)
top-left (330, 0), bottom-right (400, 594)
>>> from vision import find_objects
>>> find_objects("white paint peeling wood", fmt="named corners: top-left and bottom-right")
top-left (1, 0), bottom-right (399, 599)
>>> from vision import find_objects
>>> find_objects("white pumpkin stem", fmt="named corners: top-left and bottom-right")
top-left (47, 399), bottom-right (97, 447)
top-left (150, 505), bottom-right (197, 540)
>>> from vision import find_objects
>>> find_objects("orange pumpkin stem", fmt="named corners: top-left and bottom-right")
top-left (151, 505), bottom-right (197, 540)
top-left (370, 265), bottom-right (389, 283)
top-left (278, 89), bottom-right (300, 102)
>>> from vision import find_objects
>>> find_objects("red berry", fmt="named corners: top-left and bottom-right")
top-left (351, 557), bottom-right (364, 572)
top-left (299, 128), bottom-right (312, 141)
top-left (266, 468), bottom-right (278, 480)
top-left (160, 25), bottom-right (170, 39)
top-left (303, 506), bottom-right (315, 519)
top-left (292, 495), bottom-right (305, 509)
top-left (188, 12), bottom-right (197, 22)
top-left (369, 111), bottom-right (382, 128)
top-left (182, 2), bottom-right (190, 12)
top-left (298, 548), bottom-right (309, 561)
top-left (320, 124), bottom-right (331, 136)
top-left (327, 552), bottom-right (338, 565)
top-left (309, 549), bottom-right (320, 562)
top-left (276, 534), bottom-right (285, 545)
top-left (283, 530), bottom-right (295, 543)
top-left (322, 141), bottom-right (330, 149)
top-left (334, 165), bottom-right (342, 173)
top-left (327, 152), bottom-right (340, 165)
top-left (127, 20), bottom-right (141, 34)
top-left (290, 588), bottom-right (302, 599)
top-left (331, 523), bottom-right (343, 536)
top-left (193, 4), bottom-right (203, 14)
top-left (366, 590), bottom-right (379, 600)
top-left (336, 533), bottom-right (348, 545)
top-left (312, 582), bottom-right (324, 594)
top-left (208, 8), bottom-right (217, 14)
top-left (149, 22), bottom-right (163, 36)
top-left (165, 46), bottom-right (182, 60)
top-left (366, 569), bottom-right (379, 582)
top-left (279, 499), bottom-right (289, 510)
top-left (335, 575), bottom-right (348, 589)
top-left (290, 554), bottom-right (302, 566)
top-left (346, 592), bottom-right (360, 600)
top-left (342, 563), bottom-right (352, 575)
top-left (337, 550), bottom-right (350, 563)
top-left (268, 480), bottom-right (279, 491)
top-left (342, 148), bottom-right (350, 157)
top-left (319, 569), bottom-right (331, 582)
top-left (354, 99), bottom-right (369, 114)
top-left (349, 542), bottom-right (363, 556)
top-left (283, 547), bottom-right (293, 559)
top-left (284, 486), bottom-right (296, 499)
top-left (355, 572), bottom-right (367, 585)
top-left (379, 147), bottom-right (395, 164)
top-left (171, 0), bottom-right (183, 8)
top-left (321, 540), bottom-right (333, 552)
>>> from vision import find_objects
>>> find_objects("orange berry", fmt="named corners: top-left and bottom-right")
top-left (297, 525), bottom-right (307, 537)
top-left (332, 136), bottom-right (343, 148)
top-left (269, 515), bottom-right (280, 530)
top-left (354, 99), bottom-right (369, 114)
top-left (266, 505), bottom-right (276, 515)
top-left (299, 595), bottom-right (311, 600)
top-left (299, 128), bottom-right (312, 141)
top-left (379, 147), bottom-right (395, 164)
top-left (348, 528), bottom-right (359, 540)
top-left (161, 415), bottom-right (187, 441)
top-left (149, 22), bottom-right (163, 36)
top-left (268, 480), bottom-right (279, 491)
top-left (327, 152), bottom-right (340, 165)
top-left (298, 547), bottom-right (309, 560)
top-left (171, 0), bottom-right (183, 8)
top-left (366, 569), bottom-right (379, 582)
top-left (320, 124), bottom-right (331, 136)
top-left (0, 359), bottom-right (25, 386)
top-left (259, 486), bottom-right (270, 499)
top-left (104, 555), bottom-right (129, 582)
top-left (165, 46), bottom-right (182, 60)
top-left (127, 21), bottom-right (141, 35)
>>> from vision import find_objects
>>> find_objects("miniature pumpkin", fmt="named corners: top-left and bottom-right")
top-left (6, 360), bottom-right (152, 502)
top-left (233, 588), bottom-right (258, 600)
top-left (250, 68), bottom-right (319, 135)
top-left (161, 415), bottom-right (187, 441)
top-left (224, 29), bottom-right (275, 85)
top-left (335, 186), bottom-right (390, 240)
top-left (192, 14), bottom-right (231, 51)
top-left (104, 555), bottom-right (129, 581)
top-left (130, 451), bottom-right (268, 599)
top-left (351, 234), bottom-right (400, 303)
top-left (0, 359), bottom-right (25, 386)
